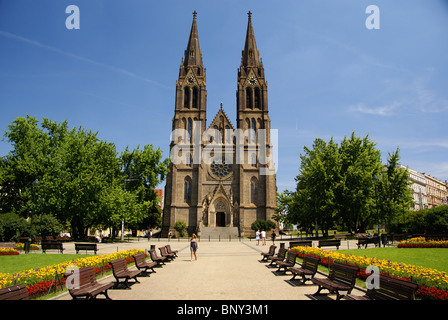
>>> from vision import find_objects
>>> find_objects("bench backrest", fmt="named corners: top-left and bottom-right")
top-left (285, 251), bottom-right (298, 265)
top-left (42, 241), bottom-right (62, 246)
top-left (268, 245), bottom-right (276, 255)
top-left (0, 242), bottom-right (15, 248)
top-left (319, 239), bottom-right (340, 245)
top-left (133, 253), bottom-right (145, 266)
top-left (75, 243), bottom-right (97, 249)
top-left (277, 247), bottom-right (287, 260)
top-left (368, 275), bottom-right (418, 300)
top-left (159, 246), bottom-right (168, 256)
top-left (109, 259), bottom-right (128, 273)
top-left (289, 241), bottom-right (312, 248)
top-left (329, 262), bottom-right (359, 285)
top-left (149, 249), bottom-right (159, 260)
top-left (76, 267), bottom-right (97, 289)
top-left (302, 255), bottom-right (320, 272)
top-left (0, 284), bottom-right (29, 300)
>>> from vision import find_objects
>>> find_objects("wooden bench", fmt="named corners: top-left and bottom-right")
top-left (288, 255), bottom-right (321, 284)
top-left (0, 242), bottom-right (15, 248)
top-left (159, 246), bottom-right (175, 261)
top-left (109, 259), bottom-right (141, 289)
top-left (166, 245), bottom-right (178, 257)
top-left (65, 266), bottom-right (114, 300)
top-left (334, 234), bottom-right (347, 240)
top-left (149, 249), bottom-right (166, 266)
top-left (133, 253), bottom-right (157, 275)
top-left (267, 247), bottom-right (287, 266)
top-left (345, 274), bottom-right (419, 300)
top-left (75, 243), bottom-right (98, 254)
top-left (356, 237), bottom-right (379, 249)
top-left (318, 239), bottom-right (341, 250)
top-left (311, 262), bottom-right (360, 300)
top-left (260, 245), bottom-right (276, 262)
top-left (289, 240), bottom-right (313, 249)
top-left (0, 284), bottom-right (29, 300)
top-left (276, 250), bottom-right (298, 273)
top-left (41, 241), bottom-right (64, 253)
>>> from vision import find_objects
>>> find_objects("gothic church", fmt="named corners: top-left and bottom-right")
top-left (162, 12), bottom-right (277, 238)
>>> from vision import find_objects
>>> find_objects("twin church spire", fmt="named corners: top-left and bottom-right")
top-left (174, 10), bottom-right (269, 140)
top-left (183, 11), bottom-right (203, 68)
top-left (183, 10), bottom-right (260, 69)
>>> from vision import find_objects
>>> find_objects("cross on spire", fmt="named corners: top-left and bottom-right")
top-left (248, 11), bottom-right (252, 19)
top-left (193, 10), bottom-right (197, 18)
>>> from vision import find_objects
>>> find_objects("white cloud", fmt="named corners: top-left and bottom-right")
top-left (348, 102), bottom-right (401, 117)
top-left (0, 30), bottom-right (170, 89)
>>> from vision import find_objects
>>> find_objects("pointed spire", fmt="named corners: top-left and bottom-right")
top-left (184, 10), bottom-right (203, 67)
top-left (242, 11), bottom-right (260, 67)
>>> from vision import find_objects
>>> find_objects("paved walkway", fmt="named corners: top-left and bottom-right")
top-left (51, 238), bottom-right (366, 300)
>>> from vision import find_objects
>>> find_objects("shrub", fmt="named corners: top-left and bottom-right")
top-left (174, 220), bottom-right (187, 237)
top-left (251, 219), bottom-right (276, 232)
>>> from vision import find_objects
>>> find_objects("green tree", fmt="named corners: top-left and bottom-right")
top-left (1, 116), bottom-right (170, 240)
top-left (119, 145), bottom-right (170, 232)
top-left (375, 148), bottom-right (412, 232)
top-left (336, 133), bottom-right (382, 233)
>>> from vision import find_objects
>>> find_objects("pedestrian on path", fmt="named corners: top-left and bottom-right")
top-left (255, 229), bottom-right (260, 245)
top-left (261, 229), bottom-right (266, 245)
top-left (190, 233), bottom-right (198, 261)
top-left (271, 230), bottom-right (276, 245)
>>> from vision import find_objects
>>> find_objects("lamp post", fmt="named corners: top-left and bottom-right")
top-left (26, 179), bottom-right (40, 253)
top-left (401, 193), bottom-right (407, 233)
top-left (372, 174), bottom-right (380, 244)
top-left (122, 178), bottom-right (138, 241)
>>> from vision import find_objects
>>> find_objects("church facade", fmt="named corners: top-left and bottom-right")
top-left (162, 12), bottom-right (277, 238)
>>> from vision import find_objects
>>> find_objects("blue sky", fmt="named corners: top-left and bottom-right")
top-left (1, 0), bottom-right (447, 192)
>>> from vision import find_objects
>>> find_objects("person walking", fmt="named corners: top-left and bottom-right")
top-left (255, 229), bottom-right (261, 245)
top-left (271, 230), bottom-right (276, 245)
top-left (261, 229), bottom-right (266, 245)
top-left (190, 233), bottom-right (199, 261)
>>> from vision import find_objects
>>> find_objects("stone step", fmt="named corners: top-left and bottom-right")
top-left (199, 227), bottom-right (240, 239)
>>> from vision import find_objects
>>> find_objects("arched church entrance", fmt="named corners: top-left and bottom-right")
top-left (216, 212), bottom-right (225, 227)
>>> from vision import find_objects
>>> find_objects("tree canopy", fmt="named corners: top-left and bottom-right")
top-left (277, 132), bottom-right (412, 235)
top-left (0, 116), bottom-right (169, 240)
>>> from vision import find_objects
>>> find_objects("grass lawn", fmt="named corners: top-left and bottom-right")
top-left (339, 247), bottom-right (448, 273)
top-left (0, 253), bottom-right (93, 274)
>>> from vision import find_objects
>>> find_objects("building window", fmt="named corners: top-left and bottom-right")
top-left (250, 177), bottom-right (257, 204)
top-left (254, 87), bottom-right (261, 109)
top-left (251, 118), bottom-right (256, 143)
top-left (187, 118), bottom-right (192, 143)
top-left (184, 176), bottom-right (192, 204)
top-left (184, 87), bottom-right (190, 108)
top-left (250, 153), bottom-right (257, 167)
top-left (246, 87), bottom-right (253, 109)
top-left (192, 87), bottom-right (198, 108)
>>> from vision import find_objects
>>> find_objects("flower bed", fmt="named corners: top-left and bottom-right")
top-left (0, 248), bottom-right (19, 256)
top-left (0, 248), bottom-right (144, 297)
top-left (15, 243), bottom-right (40, 251)
top-left (398, 237), bottom-right (448, 248)
top-left (291, 246), bottom-right (448, 300)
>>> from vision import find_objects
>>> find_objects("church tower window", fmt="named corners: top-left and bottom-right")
top-left (184, 176), bottom-right (192, 204)
top-left (254, 87), bottom-right (261, 109)
top-left (250, 177), bottom-right (258, 204)
top-left (192, 87), bottom-right (198, 108)
top-left (184, 87), bottom-right (190, 108)
top-left (246, 87), bottom-right (253, 109)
